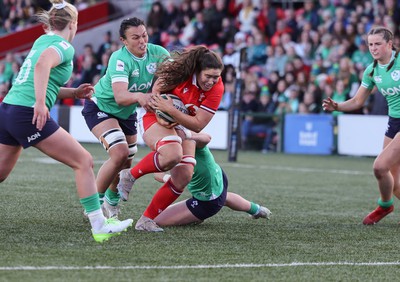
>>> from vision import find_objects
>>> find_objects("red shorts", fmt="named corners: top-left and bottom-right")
top-left (142, 112), bottom-right (158, 132)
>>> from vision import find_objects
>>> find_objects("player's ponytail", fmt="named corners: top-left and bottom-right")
top-left (387, 48), bottom-right (399, 72)
top-left (369, 60), bottom-right (378, 78)
top-left (35, 0), bottom-right (77, 32)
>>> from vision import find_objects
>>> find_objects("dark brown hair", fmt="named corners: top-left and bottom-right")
top-left (155, 45), bottom-right (224, 93)
top-left (119, 17), bottom-right (146, 39)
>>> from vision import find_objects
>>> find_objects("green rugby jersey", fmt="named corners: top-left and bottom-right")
top-left (188, 146), bottom-right (224, 201)
top-left (92, 43), bottom-right (169, 119)
top-left (362, 51), bottom-right (400, 118)
top-left (4, 33), bottom-right (74, 110)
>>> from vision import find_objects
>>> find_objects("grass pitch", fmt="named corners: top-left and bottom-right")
top-left (1, 144), bottom-right (400, 281)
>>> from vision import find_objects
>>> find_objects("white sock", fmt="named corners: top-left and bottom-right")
top-left (87, 209), bottom-right (106, 230)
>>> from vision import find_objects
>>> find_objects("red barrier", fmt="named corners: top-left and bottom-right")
top-left (0, 1), bottom-right (110, 58)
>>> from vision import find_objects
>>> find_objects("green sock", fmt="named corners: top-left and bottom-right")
top-left (247, 202), bottom-right (260, 215)
top-left (80, 193), bottom-right (101, 213)
top-left (377, 198), bottom-right (394, 208)
top-left (105, 188), bottom-right (120, 206)
top-left (98, 192), bottom-right (105, 205)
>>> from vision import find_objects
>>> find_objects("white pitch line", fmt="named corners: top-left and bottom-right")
top-left (220, 162), bottom-right (370, 176)
top-left (32, 158), bottom-right (370, 176)
top-left (1, 262), bottom-right (400, 271)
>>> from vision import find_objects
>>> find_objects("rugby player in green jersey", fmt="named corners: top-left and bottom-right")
top-left (81, 17), bottom-right (169, 218)
top-left (153, 131), bottom-right (271, 226)
top-left (323, 26), bottom-right (400, 225)
top-left (0, 0), bottom-right (133, 242)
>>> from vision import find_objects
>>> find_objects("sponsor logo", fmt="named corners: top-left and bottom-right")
top-left (374, 76), bottom-right (382, 83)
top-left (59, 41), bottom-right (70, 50)
top-left (391, 70), bottom-right (400, 81)
top-left (380, 85), bottom-right (400, 96)
top-left (131, 69), bottom-right (139, 77)
top-left (27, 132), bottom-right (41, 143)
top-left (116, 60), bottom-right (124, 71)
top-left (183, 88), bottom-right (189, 94)
top-left (146, 63), bottom-right (157, 74)
top-left (128, 81), bottom-right (152, 92)
top-left (191, 200), bottom-right (198, 209)
top-left (97, 112), bottom-right (108, 119)
top-left (199, 93), bottom-right (205, 102)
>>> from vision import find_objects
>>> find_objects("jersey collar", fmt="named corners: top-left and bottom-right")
top-left (125, 46), bottom-right (148, 61)
top-left (191, 74), bottom-right (199, 88)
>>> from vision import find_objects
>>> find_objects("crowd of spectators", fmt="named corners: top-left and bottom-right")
top-left (0, 0), bottom-right (97, 36)
top-left (1, 0), bottom-right (399, 152)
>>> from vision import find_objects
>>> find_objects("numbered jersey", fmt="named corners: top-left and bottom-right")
top-left (92, 43), bottom-right (169, 119)
top-left (4, 33), bottom-right (74, 109)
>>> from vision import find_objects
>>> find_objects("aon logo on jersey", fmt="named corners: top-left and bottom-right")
top-left (128, 81), bottom-right (152, 92)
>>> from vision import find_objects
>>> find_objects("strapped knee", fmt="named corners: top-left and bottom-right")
top-left (99, 128), bottom-right (127, 152)
top-left (155, 135), bottom-right (182, 151)
top-left (176, 155), bottom-right (196, 167)
top-left (128, 142), bottom-right (138, 159)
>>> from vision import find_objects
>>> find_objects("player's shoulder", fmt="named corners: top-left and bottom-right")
top-left (36, 33), bottom-right (72, 49)
top-left (363, 62), bottom-right (375, 75)
top-left (108, 47), bottom-right (130, 65)
top-left (109, 47), bottom-right (126, 59)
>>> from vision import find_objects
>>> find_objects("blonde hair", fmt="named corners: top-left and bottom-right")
top-left (35, 0), bottom-right (77, 32)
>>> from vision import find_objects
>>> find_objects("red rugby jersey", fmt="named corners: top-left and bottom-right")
top-left (170, 74), bottom-right (224, 116)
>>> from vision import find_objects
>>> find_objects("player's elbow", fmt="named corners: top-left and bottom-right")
top-left (192, 126), bottom-right (203, 133)
top-left (202, 133), bottom-right (212, 143)
top-left (114, 96), bottom-right (130, 106)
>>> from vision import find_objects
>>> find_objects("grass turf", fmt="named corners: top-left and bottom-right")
top-left (1, 144), bottom-right (400, 281)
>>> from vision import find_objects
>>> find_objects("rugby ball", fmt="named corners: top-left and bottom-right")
top-left (155, 94), bottom-right (188, 123)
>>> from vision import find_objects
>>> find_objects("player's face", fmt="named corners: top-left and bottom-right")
top-left (196, 68), bottom-right (222, 92)
top-left (368, 34), bottom-right (393, 64)
top-left (122, 25), bottom-right (148, 57)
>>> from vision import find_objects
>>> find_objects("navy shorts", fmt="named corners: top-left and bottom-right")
top-left (385, 116), bottom-right (400, 139)
top-left (186, 170), bottom-right (228, 220)
top-left (0, 103), bottom-right (59, 148)
top-left (82, 100), bottom-right (137, 135)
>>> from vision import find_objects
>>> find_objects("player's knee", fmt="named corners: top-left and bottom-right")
top-left (109, 145), bottom-right (130, 166)
top-left (373, 161), bottom-right (389, 179)
top-left (156, 135), bottom-right (183, 169)
top-left (172, 175), bottom-right (192, 191)
top-left (171, 157), bottom-right (196, 189)
top-left (77, 150), bottom-right (94, 170)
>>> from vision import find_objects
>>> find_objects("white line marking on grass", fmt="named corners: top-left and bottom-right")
top-left (2, 262), bottom-right (400, 271)
top-left (32, 158), bottom-right (107, 165)
top-left (221, 163), bottom-right (370, 176)
top-left (32, 158), bottom-right (370, 176)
